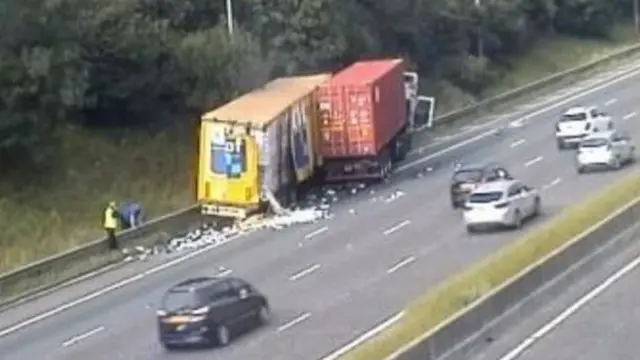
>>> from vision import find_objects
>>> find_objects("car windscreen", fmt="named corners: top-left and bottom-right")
top-left (580, 138), bottom-right (609, 148)
top-left (468, 191), bottom-right (504, 203)
top-left (453, 169), bottom-right (483, 183)
top-left (162, 290), bottom-right (203, 312)
top-left (560, 113), bottom-right (587, 122)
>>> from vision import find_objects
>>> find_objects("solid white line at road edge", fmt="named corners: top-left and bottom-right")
top-left (498, 252), bottom-right (640, 360)
top-left (3, 62), bottom-right (640, 340)
top-left (321, 311), bottom-right (405, 360)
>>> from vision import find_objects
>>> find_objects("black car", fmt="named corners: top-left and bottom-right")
top-left (449, 162), bottom-right (512, 208)
top-left (157, 276), bottom-right (270, 350)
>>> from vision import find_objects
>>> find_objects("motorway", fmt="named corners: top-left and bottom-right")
top-left (2, 58), bottom-right (640, 360)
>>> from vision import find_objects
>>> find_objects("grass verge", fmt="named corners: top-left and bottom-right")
top-left (0, 24), bottom-right (638, 275)
top-left (343, 170), bottom-right (640, 360)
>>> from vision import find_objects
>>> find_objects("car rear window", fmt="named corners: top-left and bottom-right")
top-left (162, 290), bottom-right (203, 312)
top-left (468, 191), bottom-right (503, 203)
top-left (560, 113), bottom-right (587, 122)
top-left (453, 169), bottom-right (483, 183)
top-left (580, 138), bottom-right (609, 148)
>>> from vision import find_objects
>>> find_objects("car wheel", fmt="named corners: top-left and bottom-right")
top-left (450, 197), bottom-right (459, 209)
top-left (556, 140), bottom-right (565, 150)
top-left (466, 225), bottom-right (476, 234)
top-left (608, 122), bottom-right (614, 130)
top-left (512, 210), bottom-right (523, 229)
top-left (381, 158), bottom-right (392, 179)
top-left (533, 197), bottom-right (541, 217)
top-left (611, 157), bottom-right (622, 170)
top-left (577, 165), bottom-right (585, 174)
top-left (257, 304), bottom-right (271, 324)
top-left (162, 343), bottom-right (179, 351)
top-left (215, 324), bottom-right (231, 347)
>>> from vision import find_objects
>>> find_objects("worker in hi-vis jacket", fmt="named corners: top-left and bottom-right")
top-left (103, 201), bottom-right (119, 249)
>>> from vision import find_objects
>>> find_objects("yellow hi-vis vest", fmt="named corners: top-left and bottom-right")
top-left (103, 206), bottom-right (117, 229)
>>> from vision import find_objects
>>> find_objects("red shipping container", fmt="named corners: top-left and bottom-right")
top-left (318, 58), bottom-right (407, 158)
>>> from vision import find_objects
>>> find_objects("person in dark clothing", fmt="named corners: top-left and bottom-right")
top-left (104, 201), bottom-right (119, 249)
top-left (119, 202), bottom-right (144, 230)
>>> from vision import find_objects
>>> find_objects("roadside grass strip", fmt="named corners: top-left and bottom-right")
top-left (342, 170), bottom-right (640, 360)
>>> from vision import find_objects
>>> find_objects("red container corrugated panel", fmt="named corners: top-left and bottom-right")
top-left (318, 58), bottom-right (407, 158)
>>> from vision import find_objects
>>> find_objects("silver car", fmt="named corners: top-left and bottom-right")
top-left (463, 180), bottom-right (541, 233)
top-left (576, 131), bottom-right (635, 173)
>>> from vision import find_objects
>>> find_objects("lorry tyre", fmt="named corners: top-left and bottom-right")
top-left (390, 132), bottom-right (409, 163)
top-left (381, 157), bottom-right (392, 179)
top-left (396, 133), bottom-right (409, 162)
top-left (390, 138), bottom-right (400, 163)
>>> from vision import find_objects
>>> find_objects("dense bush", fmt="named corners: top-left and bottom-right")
top-left (0, 0), bottom-right (622, 166)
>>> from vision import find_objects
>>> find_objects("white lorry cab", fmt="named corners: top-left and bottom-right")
top-left (555, 106), bottom-right (613, 150)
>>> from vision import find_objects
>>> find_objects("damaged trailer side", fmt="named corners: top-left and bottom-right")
top-left (197, 73), bottom-right (331, 219)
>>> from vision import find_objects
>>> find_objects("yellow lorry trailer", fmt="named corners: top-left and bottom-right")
top-left (196, 74), bottom-right (330, 219)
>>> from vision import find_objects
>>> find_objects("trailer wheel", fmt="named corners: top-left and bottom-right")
top-left (390, 132), bottom-right (409, 163)
top-left (381, 157), bottom-right (392, 179)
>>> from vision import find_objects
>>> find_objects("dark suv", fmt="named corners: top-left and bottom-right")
top-left (157, 276), bottom-right (270, 350)
top-left (449, 162), bottom-right (512, 208)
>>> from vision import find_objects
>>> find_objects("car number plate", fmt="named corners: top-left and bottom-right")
top-left (164, 316), bottom-right (190, 324)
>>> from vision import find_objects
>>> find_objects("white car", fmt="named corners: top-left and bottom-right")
top-left (463, 180), bottom-right (541, 233)
top-left (576, 131), bottom-right (635, 173)
top-left (555, 106), bottom-right (613, 149)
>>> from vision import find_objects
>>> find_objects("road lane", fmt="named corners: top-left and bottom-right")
top-left (3, 58), bottom-right (640, 360)
top-left (470, 235), bottom-right (640, 360)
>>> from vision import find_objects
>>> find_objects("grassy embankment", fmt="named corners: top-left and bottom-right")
top-left (0, 24), bottom-right (637, 274)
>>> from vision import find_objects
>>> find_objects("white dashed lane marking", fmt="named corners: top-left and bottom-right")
top-left (510, 139), bottom-right (526, 148)
top-left (524, 156), bottom-right (543, 167)
top-left (542, 177), bottom-right (562, 191)
top-left (61, 326), bottom-right (104, 347)
top-left (604, 98), bottom-right (618, 106)
top-left (387, 256), bottom-right (416, 274)
top-left (383, 220), bottom-right (411, 236)
top-left (289, 264), bottom-right (321, 281)
top-left (276, 312), bottom-right (311, 332)
top-left (304, 226), bottom-right (328, 240)
top-left (218, 268), bottom-right (233, 277)
top-left (623, 112), bottom-right (636, 121)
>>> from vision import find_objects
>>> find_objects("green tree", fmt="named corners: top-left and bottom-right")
top-left (553, 0), bottom-right (616, 37)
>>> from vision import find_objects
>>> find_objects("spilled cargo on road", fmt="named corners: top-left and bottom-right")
top-left (197, 74), bottom-right (331, 219)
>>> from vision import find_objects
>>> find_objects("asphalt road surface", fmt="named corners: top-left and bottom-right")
top-left (3, 58), bottom-right (640, 360)
top-left (468, 226), bottom-right (640, 360)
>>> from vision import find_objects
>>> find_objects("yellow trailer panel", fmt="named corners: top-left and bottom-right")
top-left (197, 73), bottom-right (331, 218)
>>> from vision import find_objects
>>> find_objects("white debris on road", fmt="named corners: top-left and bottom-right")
top-left (121, 206), bottom-right (331, 262)
top-left (261, 207), bottom-right (330, 230)
top-left (384, 189), bottom-right (405, 203)
top-left (120, 182), bottom-right (375, 262)
top-left (122, 224), bottom-right (232, 262)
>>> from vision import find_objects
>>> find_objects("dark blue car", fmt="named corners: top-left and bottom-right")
top-left (157, 276), bottom-right (270, 350)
